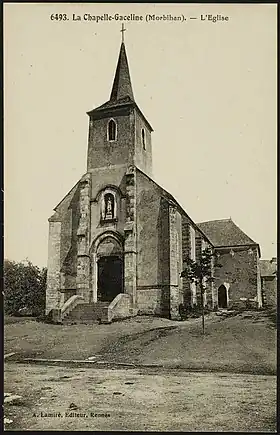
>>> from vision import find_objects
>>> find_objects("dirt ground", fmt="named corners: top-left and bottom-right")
top-left (4, 310), bottom-right (276, 374)
top-left (4, 363), bottom-right (276, 432)
top-left (100, 310), bottom-right (276, 374)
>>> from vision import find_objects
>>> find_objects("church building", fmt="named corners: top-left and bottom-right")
top-left (46, 37), bottom-right (263, 323)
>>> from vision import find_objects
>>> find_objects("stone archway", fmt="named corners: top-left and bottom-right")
top-left (89, 232), bottom-right (124, 303)
top-left (218, 284), bottom-right (228, 308)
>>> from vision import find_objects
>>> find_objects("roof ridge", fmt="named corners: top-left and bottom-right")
top-left (198, 218), bottom-right (232, 224)
top-left (134, 166), bottom-right (213, 246)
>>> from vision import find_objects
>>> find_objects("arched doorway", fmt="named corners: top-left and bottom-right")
top-left (90, 232), bottom-right (124, 303)
top-left (218, 285), bottom-right (228, 308)
top-left (97, 256), bottom-right (123, 302)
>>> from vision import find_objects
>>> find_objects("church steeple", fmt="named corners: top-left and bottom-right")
top-left (109, 42), bottom-right (134, 102)
top-left (86, 33), bottom-right (153, 177)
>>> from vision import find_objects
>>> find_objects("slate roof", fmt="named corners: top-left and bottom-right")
top-left (109, 42), bottom-right (134, 102)
top-left (197, 218), bottom-right (258, 248)
top-left (260, 259), bottom-right (277, 277)
top-left (92, 96), bottom-right (134, 112)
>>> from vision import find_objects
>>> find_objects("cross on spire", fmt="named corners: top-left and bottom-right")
top-left (120, 23), bottom-right (126, 43)
top-left (110, 34), bottom-right (134, 102)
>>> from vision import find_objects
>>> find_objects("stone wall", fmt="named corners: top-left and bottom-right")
top-left (46, 181), bottom-right (81, 314)
top-left (182, 216), bottom-right (191, 306)
top-left (136, 171), bottom-right (167, 287)
top-left (135, 170), bottom-right (188, 318)
top-left (181, 218), bottom-right (214, 309)
top-left (136, 287), bottom-right (169, 315)
top-left (87, 106), bottom-right (153, 178)
top-left (55, 182), bottom-right (81, 294)
top-left (46, 220), bottom-right (61, 314)
top-left (136, 171), bottom-right (170, 315)
top-left (76, 175), bottom-right (91, 302)
top-left (123, 166), bottom-right (137, 308)
top-left (169, 205), bottom-right (183, 320)
top-left (214, 246), bottom-right (259, 307)
top-left (134, 109), bottom-right (153, 177)
top-left (262, 277), bottom-right (277, 307)
top-left (87, 108), bottom-right (135, 171)
top-left (90, 165), bottom-right (127, 245)
top-left (89, 163), bottom-right (127, 303)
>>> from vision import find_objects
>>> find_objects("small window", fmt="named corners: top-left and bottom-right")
top-left (108, 119), bottom-right (117, 141)
top-left (104, 193), bottom-right (115, 220)
top-left (141, 128), bottom-right (146, 150)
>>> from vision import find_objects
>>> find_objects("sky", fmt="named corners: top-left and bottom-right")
top-left (4, 3), bottom-right (277, 267)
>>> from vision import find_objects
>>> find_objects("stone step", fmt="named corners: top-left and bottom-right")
top-left (63, 318), bottom-right (101, 325)
top-left (64, 301), bottom-right (110, 322)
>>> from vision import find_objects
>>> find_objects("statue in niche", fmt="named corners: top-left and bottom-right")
top-left (104, 193), bottom-right (115, 220)
top-left (107, 197), bottom-right (113, 215)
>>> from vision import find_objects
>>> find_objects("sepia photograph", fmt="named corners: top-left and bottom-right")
top-left (4, 2), bottom-right (277, 432)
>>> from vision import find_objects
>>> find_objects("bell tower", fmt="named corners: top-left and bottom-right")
top-left (86, 32), bottom-right (153, 177)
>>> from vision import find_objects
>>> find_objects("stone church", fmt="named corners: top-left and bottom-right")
top-left (46, 39), bottom-right (264, 323)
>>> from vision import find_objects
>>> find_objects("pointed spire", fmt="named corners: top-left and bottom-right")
top-left (110, 42), bottom-right (134, 102)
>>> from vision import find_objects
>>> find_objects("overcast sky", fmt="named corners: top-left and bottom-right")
top-left (4, 3), bottom-right (277, 267)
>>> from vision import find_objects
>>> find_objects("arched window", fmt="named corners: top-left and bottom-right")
top-left (103, 193), bottom-right (115, 220)
top-left (108, 119), bottom-right (117, 141)
top-left (141, 128), bottom-right (146, 150)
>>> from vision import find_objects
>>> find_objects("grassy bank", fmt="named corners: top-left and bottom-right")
top-left (5, 310), bottom-right (276, 374)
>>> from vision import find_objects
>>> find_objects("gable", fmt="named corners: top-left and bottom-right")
top-left (135, 167), bottom-right (213, 246)
top-left (197, 219), bottom-right (258, 248)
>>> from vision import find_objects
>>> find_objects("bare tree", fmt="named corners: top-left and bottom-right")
top-left (181, 247), bottom-right (221, 334)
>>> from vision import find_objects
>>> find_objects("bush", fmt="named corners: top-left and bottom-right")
top-left (179, 303), bottom-right (211, 320)
top-left (4, 259), bottom-right (47, 317)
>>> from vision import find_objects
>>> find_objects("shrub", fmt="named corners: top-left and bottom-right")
top-left (4, 259), bottom-right (47, 316)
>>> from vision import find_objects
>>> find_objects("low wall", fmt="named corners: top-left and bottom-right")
top-left (108, 293), bottom-right (133, 321)
top-left (263, 277), bottom-right (277, 307)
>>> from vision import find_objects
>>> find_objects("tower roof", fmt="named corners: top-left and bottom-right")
top-left (110, 42), bottom-right (134, 102)
top-left (87, 40), bottom-right (153, 131)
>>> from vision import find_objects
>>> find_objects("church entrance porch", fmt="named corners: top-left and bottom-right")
top-left (218, 285), bottom-right (228, 308)
top-left (97, 256), bottom-right (124, 302)
top-left (89, 231), bottom-right (125, 303)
